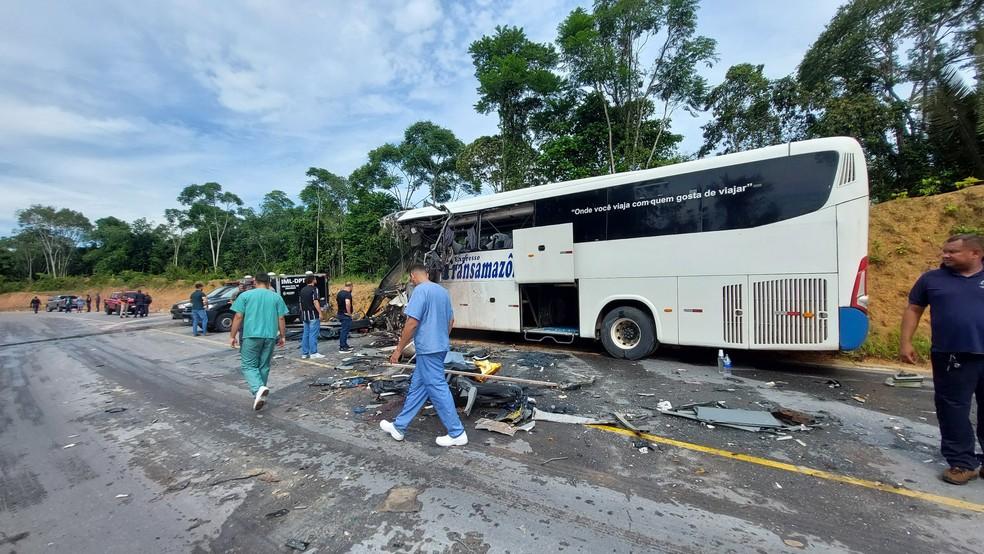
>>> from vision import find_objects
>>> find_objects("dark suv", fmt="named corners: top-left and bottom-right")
top-left (170, 285), bottom-right (239, 332)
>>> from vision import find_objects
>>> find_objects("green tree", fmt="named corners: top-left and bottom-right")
top-left (16, 205), bottom-right (91, 278)
top-left (700, 64), bottom-right (804, 155)
top-left (300, 169), bottom-right (351, 272)
top-left (177, 183), bottom-right (243, 272)
top-left (458, 135), bottom-right (507, 193)
top-left (557, 0), bottom-right (716, 171)
top-left (84, 217), bottom-right (133, 274)
top-left (163, 208), bottom-right (191, 267)
top-left (342, 190), bottom-right (400, 277)
top-left (469, 26), bottom-right (562, 190)
top-left (357, 122), bottom-right (470, 208)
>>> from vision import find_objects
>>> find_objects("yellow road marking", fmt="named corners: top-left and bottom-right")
top-left (591, 425), bottom-right (984, 513)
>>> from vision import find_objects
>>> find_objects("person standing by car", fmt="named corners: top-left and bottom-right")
top-left (900, 234), bottom-right (984, 485)
top-left (299, 275), bottom-right (324, 359)
top-left (30, 296), bottom-right (40, 314)
top-left (190, 283), bottom-right (209, 337)
top-left (95, 292), bottom-right (101, 312)
top-left (336, 282), bottom-right (354, 353)
top-left (229, 272), bottom-right (288, 410)
top-left (85, 294), bottom-right (92, 312)
top-left (134, 289), bottom-right (147, 317)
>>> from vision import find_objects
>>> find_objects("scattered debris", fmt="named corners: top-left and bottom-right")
top-left (637, 393), bottom-right (656, 397)
top-left (377, 486), bottom-right (422, 513)
top-left (660, 403), bottom-right (805, 432)
top-left (558, 376), bottom-right (596, 391)
top-left (826, 379), bottom-right (842, 388)
top-left (62, 443), bottom-right (77, 449)
top-left (352, 406), bottom-right (367, 414)
top-left (885, 372), bottom-right (924, 388)
top-left (772, 408), bottom-right (817, 426)
top-left (104, 407), bottom-right (127, 414)
top-left (208, 471), bottom-right (266, 487)
top-left (265, 508), bottom-right (290, 519)
top-left (795, 439), bottom-right (807, 447)
top-left (852, 395), bottom-right (867, 404)
top-left (776, 435), bottom-right (793, 441)
top-left (532, 409), bottom-right (612, 425)
top-left (783, 538), bottom-right (805, 549)
top-left (541, 456), bottom-right (569, 465)
top-left (475, 418), bottom-right (518, 436)
top-left (656, 400), bottom-right (673, 412)
top-left (285, 538), bottom-right (311, 551)
top-left (115, 494), bottom-right (130, 499)
top-left (515, 421), bottom-right (536, 433)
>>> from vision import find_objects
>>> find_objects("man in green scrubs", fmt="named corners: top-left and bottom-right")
top-left (230, 272), bottom-right (288, 410)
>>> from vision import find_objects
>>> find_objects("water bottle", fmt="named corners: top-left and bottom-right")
top-left (717, 349), bottom-right (725, 373)
top-left (723, 354), bottom-right (732, 377)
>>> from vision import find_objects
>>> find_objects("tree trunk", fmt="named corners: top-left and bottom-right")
top-left (598, 84), bottom-right (616, 174)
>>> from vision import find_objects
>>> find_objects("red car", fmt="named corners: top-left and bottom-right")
top-left (104, 291), bottom-right (138, 315)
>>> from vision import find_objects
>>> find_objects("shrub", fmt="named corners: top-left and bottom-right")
top-left (954, 176), bottom-right (982, 189)
top-left (942, 204), bottom-right (958, 216)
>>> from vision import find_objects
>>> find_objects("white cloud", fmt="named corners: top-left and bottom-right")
top-left (0, 0), bottom-right (848, 236)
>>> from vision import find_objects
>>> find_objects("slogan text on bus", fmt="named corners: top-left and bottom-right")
top-left (571, 183), bottom-right (759, 216)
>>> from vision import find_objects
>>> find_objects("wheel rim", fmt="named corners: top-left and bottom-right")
top-left (610, 317), bottom-right (641, 350)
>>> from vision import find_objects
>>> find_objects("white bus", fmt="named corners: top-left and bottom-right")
top-left (393, 137), bottom-right (869, 360)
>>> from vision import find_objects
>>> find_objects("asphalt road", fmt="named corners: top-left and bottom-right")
top-left (1, 311), bottom-right (983, 553)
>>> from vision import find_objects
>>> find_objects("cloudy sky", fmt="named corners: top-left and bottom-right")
top-left (0, 0), bottom-right (843, 234)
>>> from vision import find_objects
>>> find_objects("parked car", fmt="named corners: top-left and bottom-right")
top-left (171, 284), bottom-right (239, 332)
top-left (104, 291), bottom-right (138, 315)
top-left (46, 295), bottom-right (78, 312)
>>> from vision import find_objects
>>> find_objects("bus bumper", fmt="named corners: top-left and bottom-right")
top-left (838, 307), bottom-right (869, 351)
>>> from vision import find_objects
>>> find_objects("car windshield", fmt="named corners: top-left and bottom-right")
top-left (208, 286), bottom-right (236, 299)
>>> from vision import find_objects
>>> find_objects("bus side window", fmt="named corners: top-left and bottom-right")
top-left (479, 204), bottom-right (534, 250)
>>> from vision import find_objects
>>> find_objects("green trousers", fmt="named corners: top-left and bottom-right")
top-left (240, 337), bottom-right (276, 395)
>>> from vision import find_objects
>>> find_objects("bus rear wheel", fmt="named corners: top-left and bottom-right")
top-left (600, 306), bottom-right (656, 360)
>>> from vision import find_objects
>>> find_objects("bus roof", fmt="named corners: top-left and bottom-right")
top-left (396, 136), bottom-right (861, 223)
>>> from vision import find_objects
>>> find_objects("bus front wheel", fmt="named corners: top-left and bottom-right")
top-left (600, 306), bottom-right (656, 360)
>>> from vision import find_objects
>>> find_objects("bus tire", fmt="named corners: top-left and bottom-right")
top-left (214, 312), bottom-right (233, 333)
top-left (600, 306), bottom-right (656, 360)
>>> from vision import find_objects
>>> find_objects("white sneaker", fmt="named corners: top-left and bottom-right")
top-left (436, 432), bottom-right (468, 447)
top-left (379, 420), bottom-right (404, 441)
top-left (300, 354), bottom-right (309, 359)
top-left (309, 353), bottom-right (326, 359)
top-left (253, 386), bottom-right (270, 410)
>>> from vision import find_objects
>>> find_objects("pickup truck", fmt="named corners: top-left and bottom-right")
top-left (104, 291), bottom-right (137, 315)
top-left (46, 295), bottom-right (78, 312)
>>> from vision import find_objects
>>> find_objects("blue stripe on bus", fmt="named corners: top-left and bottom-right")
top-left (838, 307), bottom-right (869, 350)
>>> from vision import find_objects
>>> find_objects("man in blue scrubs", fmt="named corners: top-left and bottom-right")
top-left (380, 264), bottom-right (467, 447)
top-left (901, 234), bottom-right (984, 485)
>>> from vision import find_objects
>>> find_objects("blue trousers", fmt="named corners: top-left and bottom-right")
top-left (301, 318), bottom-right (320, 355)
top-left (339, 314), bottom-right (352, 350)
top-left (393, 351), bottom-right (464, 438)
top-left (240, 338), bottom-right (275, 395)
top-left (932, 352), bottom-right (984, 469)
top-left (191, 309), bottom-right (208, 335)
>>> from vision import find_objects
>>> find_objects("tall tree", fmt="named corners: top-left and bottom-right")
top-left (16, 205), bottom-right (91, 278)
top-left (301, 169), bottom-right (351, 272)
top-left (699, 64), bottom-right (804, 155)
top-left (470, 26), bottom-right (562, 190)
top-left (557, 0), bottom-right (716, 171)
top-left (342, 190), bottom-right (399, 277)
top-left (357, 122), bottom-right (470, 208)
top-left (177, 183), bottom-right (242, 272)
top-left (163, 208), bottom-right (191, 267)
top-left (458, 135), bottom-right (507, 193)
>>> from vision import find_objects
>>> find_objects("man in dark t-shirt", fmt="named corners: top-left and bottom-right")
top-left (190, 283), bottom-right (208, 336)
top-left (336, 282), bottom-right (354, 353)
top-left (298, 276), bottom-right (323, 359)
top-left (901, 234), bottom-right (984, 485)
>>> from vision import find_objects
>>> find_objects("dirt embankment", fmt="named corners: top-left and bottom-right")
top-left (1, 279), bottom-right (380, 315)
top-left (863, 185), bottom-right (984, 358)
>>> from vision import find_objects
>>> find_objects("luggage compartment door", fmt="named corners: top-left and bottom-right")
top-left (512, 224), bottom-right (575, 284)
